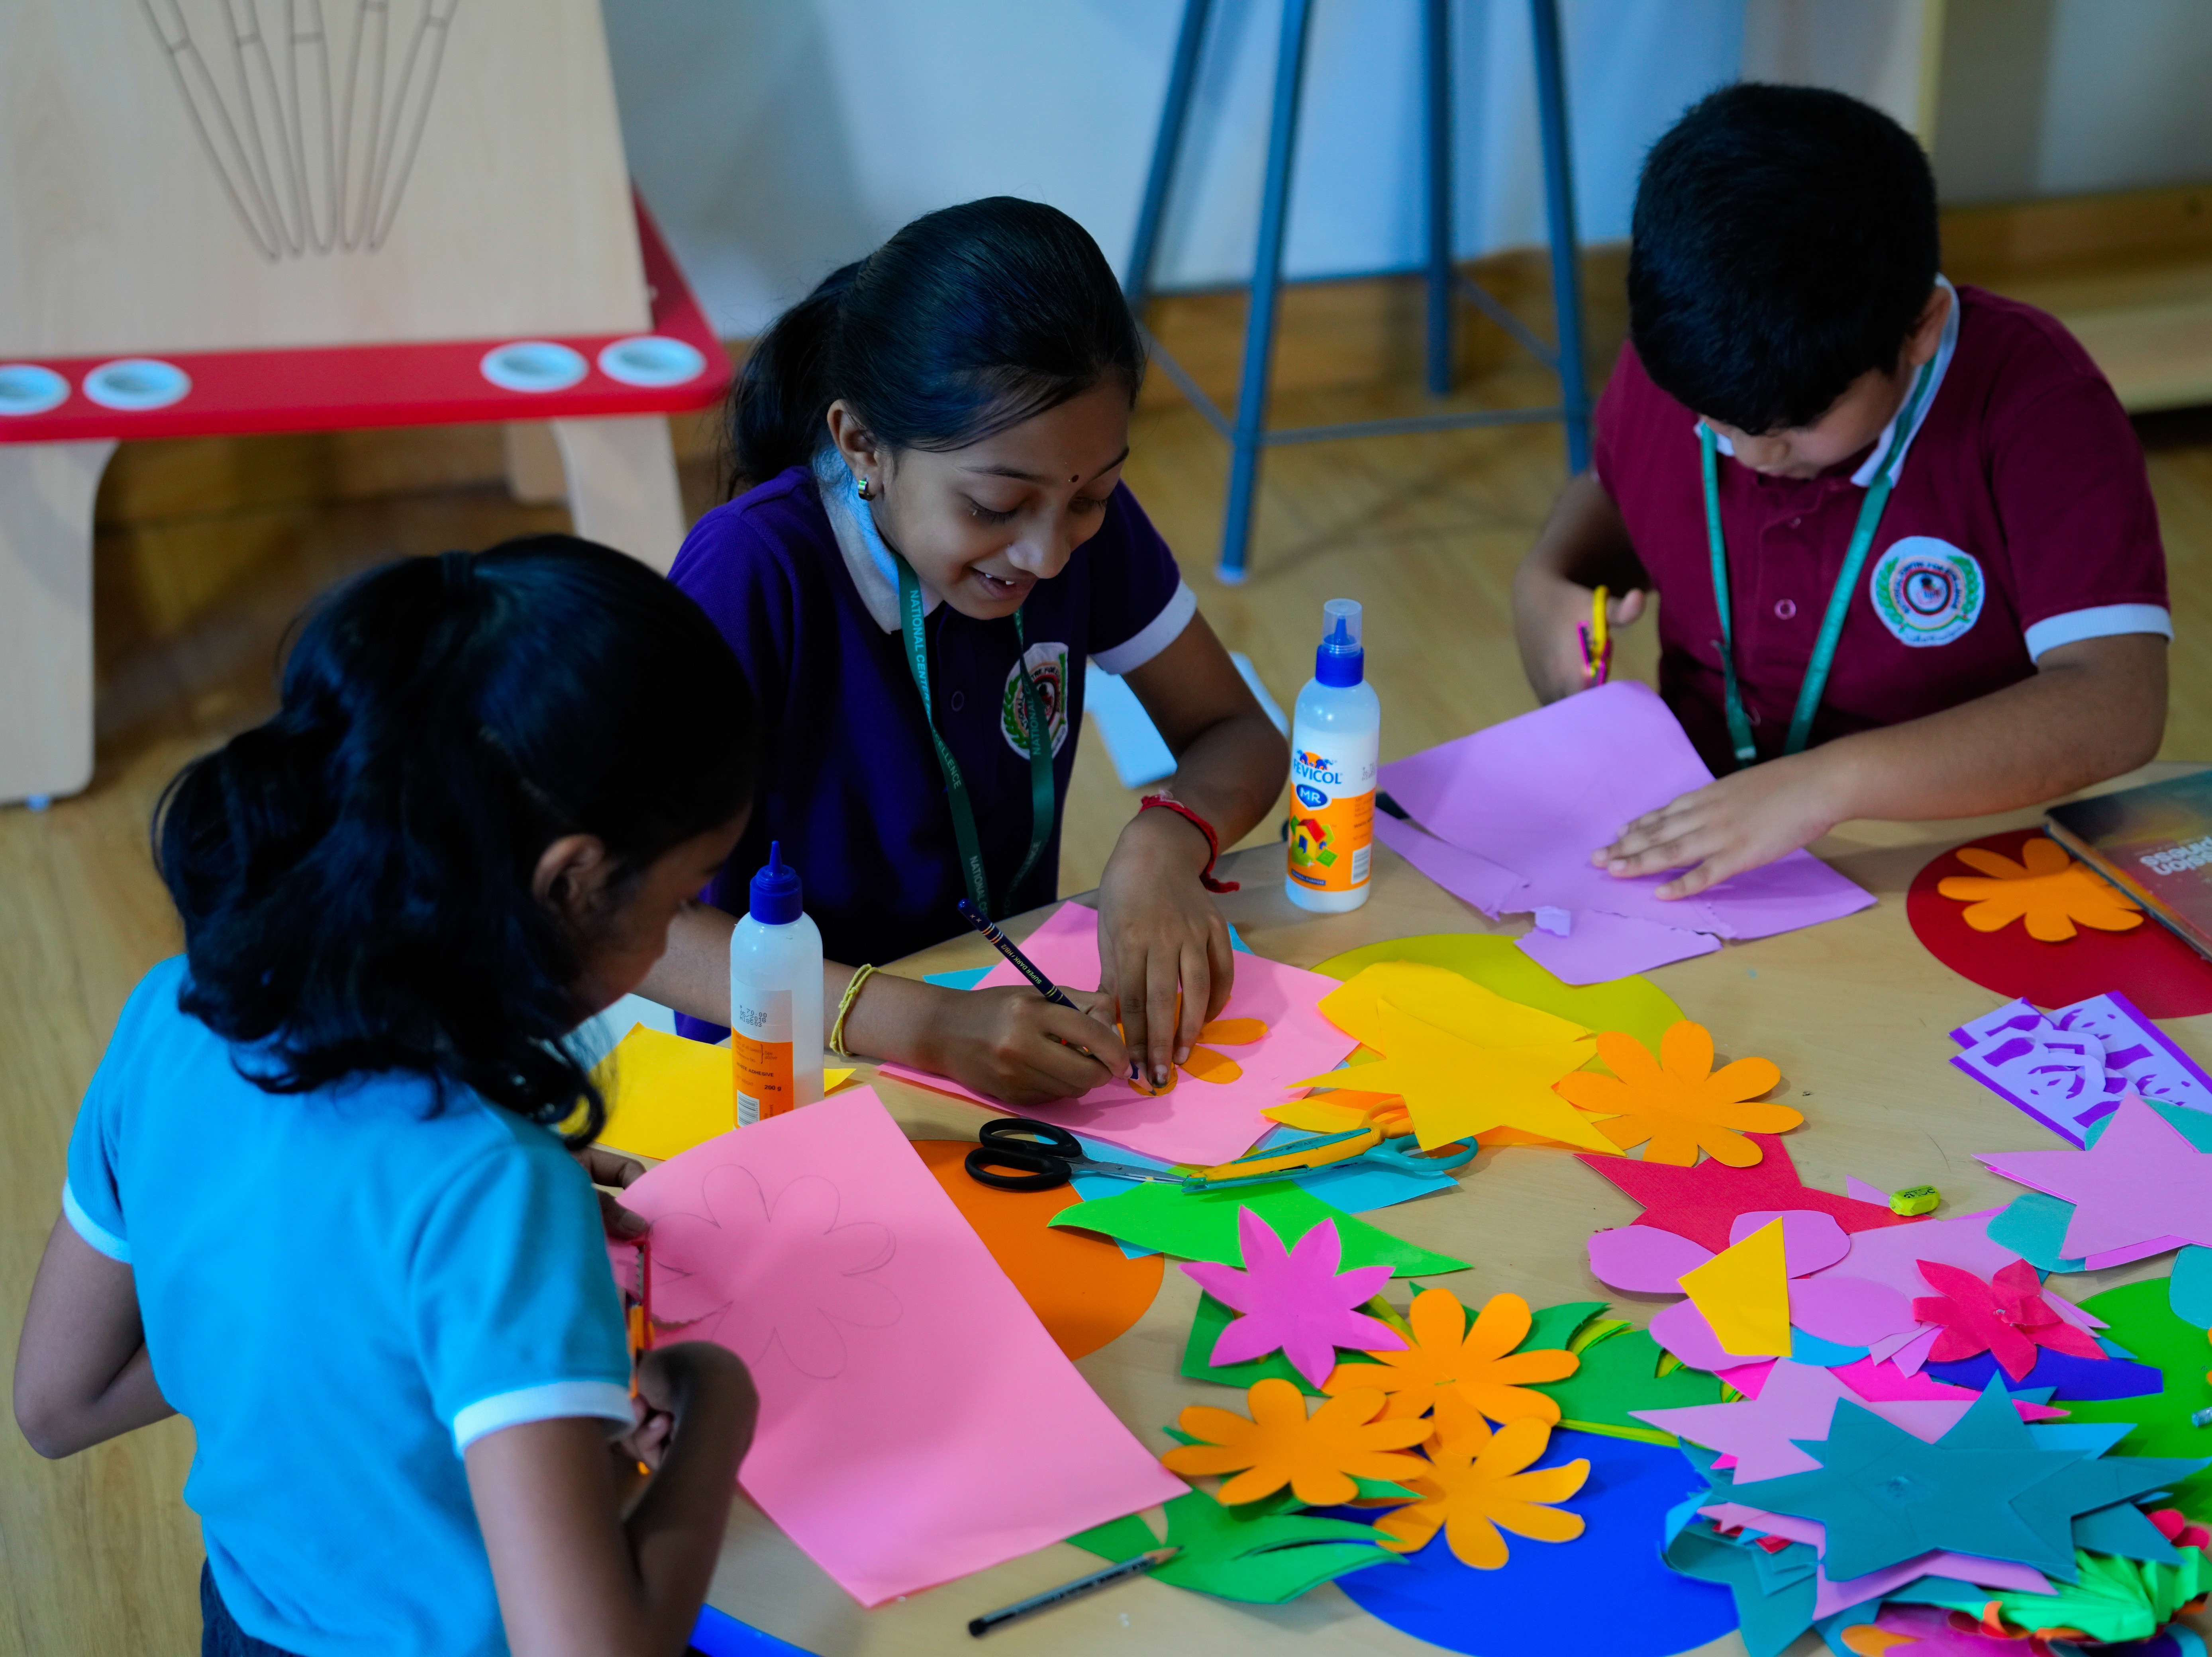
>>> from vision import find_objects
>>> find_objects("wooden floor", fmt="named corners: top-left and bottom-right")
top-left (8, 291), bottom-right (2212, 1653)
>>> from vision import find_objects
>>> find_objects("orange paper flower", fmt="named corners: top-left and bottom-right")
top-left (1373, 1392), bottom-right (1590, 1567)
top-left (1936, 837), bottom-right (2143, 942)
top-left (1322, 1288), bottom-right (1577, 1424)
top-left (1555, 1022), bottom-right (1796, 1167)
top-left (1126, 1018), bottom-right (1268, 1094)
top-left (1161, 1378), bottom-right (1432, 1506)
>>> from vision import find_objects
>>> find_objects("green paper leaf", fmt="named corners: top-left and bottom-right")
top-left (1180, 1290), bottom-right (1387, 1393)
top-left (1050, 1179), bottom-right (1469, 1277)
top-left (1518, 1299), bottom-right (1610, 1353)
top-left (2063, 1278), bottom-right (2212, 1523)
top-left (1530, 1324), bottom-right (1721, 1436)
top-left (1066, 1487), bottom-right (1402, 1604)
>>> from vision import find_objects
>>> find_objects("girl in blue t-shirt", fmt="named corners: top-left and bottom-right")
top-left (16, 539), bottom-right (759, 1657)
top-left (646, 197), bottom-right (1290, 1104)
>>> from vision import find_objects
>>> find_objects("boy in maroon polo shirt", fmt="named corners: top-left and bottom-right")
top-left (1512, 83), bottom-right (2168, 899)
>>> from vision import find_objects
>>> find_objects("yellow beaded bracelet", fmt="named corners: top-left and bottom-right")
top-left (829, 963), bottom-right (878, 1060)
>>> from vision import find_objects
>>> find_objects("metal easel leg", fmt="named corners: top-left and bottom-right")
top-left (1125, 0), bottom-right (1214, 305)
top-left (1218, 0), bottom-right (1314, 585)
top-left (1424, 0), bottom-right (1455, 398)
top-left (1530, 0), bottom-right (1590, 471)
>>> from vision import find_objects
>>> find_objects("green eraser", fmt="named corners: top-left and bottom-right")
top-left (1889, 1185), bottom-right (1941, 1216)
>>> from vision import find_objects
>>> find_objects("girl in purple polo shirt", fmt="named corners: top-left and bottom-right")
top-left (640, 198), bottom-right (1289, 1104)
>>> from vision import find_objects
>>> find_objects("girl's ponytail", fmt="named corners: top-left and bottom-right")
top-left (728, 258), bottom-right (863, 489)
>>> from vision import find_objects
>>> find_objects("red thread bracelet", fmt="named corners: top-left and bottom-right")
top-left (1138, 794), bottom-right (1240, 892)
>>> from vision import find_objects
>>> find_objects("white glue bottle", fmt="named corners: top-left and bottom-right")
top-left (1285, 598), bottom-right (1380, 913)
top-left (728, 842), bottom-right (824, 1125)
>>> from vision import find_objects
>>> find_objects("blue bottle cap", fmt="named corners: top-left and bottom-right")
top-left (749, 841), bottom-right (804, 925)
top-left (1315, 597), bottom-right (1364, 687)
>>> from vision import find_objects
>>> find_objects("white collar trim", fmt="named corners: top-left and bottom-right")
top-left (812, 448), bottom-right (939, 633)
top-left (1693, 274), bottom-right (1960, 489)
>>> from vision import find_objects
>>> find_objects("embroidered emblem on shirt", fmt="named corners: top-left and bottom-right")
top-left (1001, 642), bottom-right (1071, 758)
top-left (1869, 537), bottom-right (1984, 647)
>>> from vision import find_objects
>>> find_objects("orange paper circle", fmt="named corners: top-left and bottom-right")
top-left (912, 1140), bottom-right (1163, 1359)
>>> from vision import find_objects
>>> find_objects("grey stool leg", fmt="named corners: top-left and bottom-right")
top-left (1530, 0), bottom-right (1591, 471)
top-left (1425, 0), bottom-right (1455, 398)
top-left (1218, 0), bottom-right (1315, 585)
top-left (1125, 0), bottom-right (1214, 304)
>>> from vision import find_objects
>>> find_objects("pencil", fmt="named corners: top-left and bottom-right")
top-left (967, 1547), bottom-right (1178, 1636)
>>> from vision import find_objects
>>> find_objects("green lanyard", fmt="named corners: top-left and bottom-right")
top-left (1700, 358), bottom-right (1936, 768)
top-left (894, 554), bottom-right (1057, 919)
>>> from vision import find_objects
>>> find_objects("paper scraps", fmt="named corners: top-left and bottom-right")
top-left (1526, 1317), bottom-right (1722, 1442)
top-left (1949, 990), bottom-right (2212, 1146)
top-left (618, 1088), bottom-right (1181, 1606)
top-left (1725, 1381), bottom-right (2202, 1582)
top-left (1588, 1210), bottom-right (1918, 1371)
top-left (1162, 1379), bottom-right (1433, 1506)
top-left (1373, 682), bottom-right (1873, 985)
top-left (1579, 1130), bottom-right (1918, 1254)
top-left (1289, 997), bottom-right (1607, 1153)
top-left (876, 903), bottom-right (1356, 1166)
top-left (1911, 1258), bottom-right (2104, 1381)
top-left (1936, 834), bottom-right (2143, 941)
top-left (1182, 1210), bottom-right (1404, 1387)
top-left (1555, 1022), bottom-right (1796, 1167)
top-left (1634, 1356), bottom-right (2053, 1483)
top-left (1976, 1095), bottom-right (2212, 1259)
top-left (1372, 1392), bottom-right (1590, 1569)
top-left (1065, 1485), bottom-right (1401, 1604)
top-left (1048, 1176), bottom-right (1469, 1278)
top-left (1322, 1289), bottom-right (1578, 1424)
top-left (2050, 1277), bottom-right (2212, 1518)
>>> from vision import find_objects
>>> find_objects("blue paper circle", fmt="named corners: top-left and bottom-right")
top-left (1325, 1429), bottom-right (1737, 1657)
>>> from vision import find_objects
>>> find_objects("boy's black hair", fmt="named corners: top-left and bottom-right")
top-left (1629, 82), bottom-right (1940, 435)
top-left (155, 535), bottom-right (754, 1142)
top-left (728, 195), bottom-right (1144, 489)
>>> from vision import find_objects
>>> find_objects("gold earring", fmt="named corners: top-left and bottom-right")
top-left (856, 476), bottom-right (874, 501)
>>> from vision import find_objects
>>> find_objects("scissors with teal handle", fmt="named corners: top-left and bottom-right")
top-left (1188, 1126), bottom-right (1476, 1189)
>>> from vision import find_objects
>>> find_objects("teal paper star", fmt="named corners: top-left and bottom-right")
top-left (1728, 1380), bottom-right (2201, 1583)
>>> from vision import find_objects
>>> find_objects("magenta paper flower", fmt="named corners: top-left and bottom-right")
top-left (1911, 1258), bottom-right (2106, 1381)
top-left (1182, 1209), bottom-right (1406, 1387)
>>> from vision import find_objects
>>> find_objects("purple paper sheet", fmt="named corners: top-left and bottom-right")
top-left (1949, 991), bottom-right (2212, 1145)
top-left (1516, 907), bottom-right (1721, 984)
top-left (1377, 684), bottom-right (1872, 981)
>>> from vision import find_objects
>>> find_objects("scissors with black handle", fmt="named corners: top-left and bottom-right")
top-left (962, 1117), bottom-right (1181, 1193)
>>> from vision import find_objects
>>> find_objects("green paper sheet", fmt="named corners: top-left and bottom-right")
top-left (2064, 1277), bottom-right (2212, 1520)
top-left (1519, 1299), bottom-right (1610, 1353)
top-left (1050, 1179), bottom-right (1469, 1277)
top-left (1066, 1487), bottom-right (1402, 1604)
top-left (1532, 1324), bottom-right (1723, 1443)
top-left (1989, 1541), bottom-right (2212, 1645)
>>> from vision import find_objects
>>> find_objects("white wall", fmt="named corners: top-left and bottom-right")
top-left (602, 0), bottom-right (1742, 338)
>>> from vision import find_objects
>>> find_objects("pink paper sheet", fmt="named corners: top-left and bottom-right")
top-left (620, 1089), bottom-right (1183, 1605)
top-left (877, 903), bottom-right (1356, 1165)
top-left (1376, 683), bottom-right (1873, 980)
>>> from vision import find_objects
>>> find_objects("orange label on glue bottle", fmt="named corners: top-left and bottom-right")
top-left (1287, 750), bottom-right (1376, 893)
top-left (731, 986), bottom-right (794, 1124)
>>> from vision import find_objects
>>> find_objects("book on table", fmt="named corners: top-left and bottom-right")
top-left (2045, 767), bottom-right (2212, 960)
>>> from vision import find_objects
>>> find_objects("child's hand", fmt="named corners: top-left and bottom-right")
top-left (926, 983), bottom-right (1133, 1107)
top-left (1518, 571), bottom-right (1646, 704)
top-left (1593, 750), bottom-right (1844, 898)
top-left (614, 1387), bottom-right (677, 1474)
top-left (573, 1144), bottom-right (649, 1240)
top-left (1095, 813), bottom-right (1236, 1090)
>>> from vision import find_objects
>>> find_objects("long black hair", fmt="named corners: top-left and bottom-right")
top-left (729, 196), bottom-right (1145, 490)
top-left (154, 535), bottom-right (753, 1141)
top-left (1629, 82), bottom-right (1939, 434)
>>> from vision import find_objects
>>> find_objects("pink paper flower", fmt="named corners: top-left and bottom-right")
top-left (1911, 1259), bottom-right (2106, 1381)
top-left (1183, 1209), bottom-right (1406, 1387)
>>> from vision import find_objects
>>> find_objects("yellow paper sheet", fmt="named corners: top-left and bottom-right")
top-left (1675, 1216), bottom-right (1791, 1358)
top-left (590, 1025), bottom-right (853, 1163)
top-left (1308, 934), bottom-right (1684, 1053)
top-left (1318, 962), bottom-right (1590, 1052)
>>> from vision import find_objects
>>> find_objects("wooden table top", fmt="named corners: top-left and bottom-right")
top-left (700, 764), bottom-right (2211, 1657)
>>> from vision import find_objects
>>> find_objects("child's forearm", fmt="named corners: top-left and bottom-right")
top-left (1513, 472), bottom-right (1649, 702)
top-left (15, 1218), bottom-right (176, 1460)
top-left (633, 902), bottom-right (737, 1027)
top-left (16, 1341), bottom-right (175, 1459)
top-left (1811, 635), bottom-right (2167, 824)
top-left (1140, 708), bottom-right (1288, 851)
top-left (620, 1346), bottom-right (754, 1644)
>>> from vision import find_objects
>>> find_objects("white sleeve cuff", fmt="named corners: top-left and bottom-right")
top-left (61, 1180), bottom-right (129, 1263)
top-left (2025, 603), bottom-right (2172, 660)
top-left (1090, 581), bottom-right (1198, 676)
top-left (451, 1379), bottom-right (635, 1454)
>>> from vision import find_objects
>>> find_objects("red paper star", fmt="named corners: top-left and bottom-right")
top-left (1576, 1133), bottom-right (1920, 1255)
top-left (1911, 1259), bottom-right (2106, 1381)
